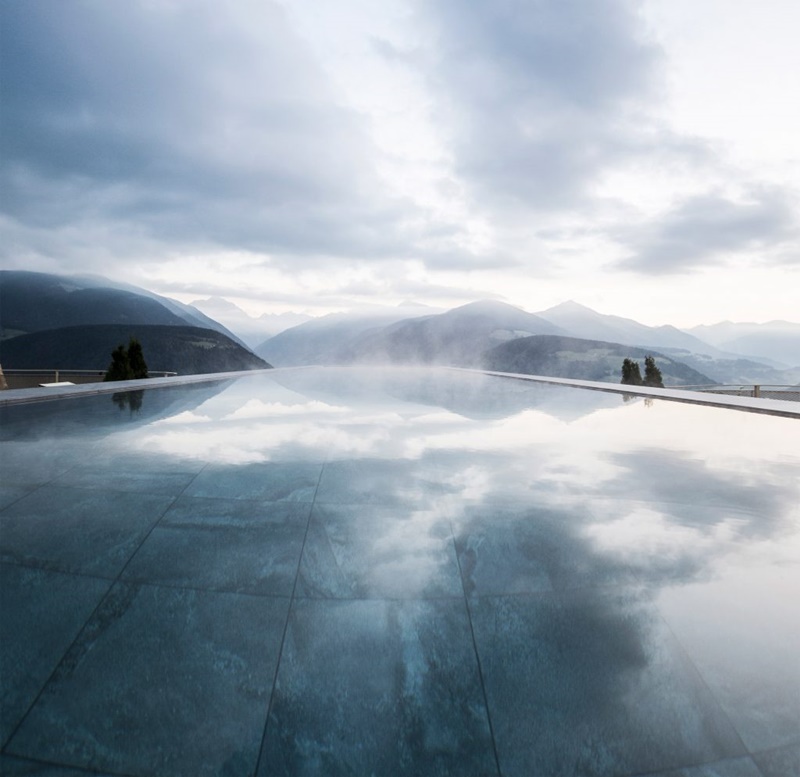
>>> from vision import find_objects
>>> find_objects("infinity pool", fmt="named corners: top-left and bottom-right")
top-left (1, 367), bottom-right (798, 776)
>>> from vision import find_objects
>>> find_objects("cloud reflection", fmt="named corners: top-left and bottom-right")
top-left (105, 369), bottom-right (799, 590)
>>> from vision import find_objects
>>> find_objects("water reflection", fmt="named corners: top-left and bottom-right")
top-left (111, 390), bottom-right (144, 414)
top-left (3, 366), bottom-right (799, 771)
top-left (0, 380), bottom-right (233, 441)
top-left (88, 367), bottom-right (800, 597)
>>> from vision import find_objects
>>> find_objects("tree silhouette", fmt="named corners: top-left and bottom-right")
top-left (643, 355), bottom-right (664, 387)
top-left (104, 338), bottom-right (148, 381)
top-left (620, 358), bottom-right (643, 386)
top-left (104, 344), bottom-right (133, 381)
top-left (127, 338), bottom-right (149, 379)
top-left (112, 389), bottom-right (144, 413)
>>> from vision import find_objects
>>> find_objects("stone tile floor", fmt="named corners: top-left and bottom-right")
top-left (1, 368), bottom-right (798, 776)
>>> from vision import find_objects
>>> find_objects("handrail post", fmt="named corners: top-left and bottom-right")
top-left (753, 384), bottom-right (760, 398)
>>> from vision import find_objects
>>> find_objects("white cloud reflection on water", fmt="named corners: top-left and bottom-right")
top-left (120, 371), bottom-right (799, 482)
top-left (114, 371), bottom-right (799, 569)
top-left (89, 369), bottom-right (800, 738)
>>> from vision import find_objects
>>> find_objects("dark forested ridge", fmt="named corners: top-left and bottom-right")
top-left (0, 271), bottom-right (268, 376)
top-left (0, 325), bottom-right (270, 375)
top-left (482, 335), bottom-right (714, 385)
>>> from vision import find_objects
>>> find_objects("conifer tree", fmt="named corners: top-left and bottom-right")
top-left (127, 338), bottom-right (149, 379)
top-left (104, 339), bottom-right (149, 381)
top-left (104, 344), bottom-right (133, 381)
top-left (620, 358), bottom-right (643, 386)
top-left (643, 355), bottom-right (664, 388)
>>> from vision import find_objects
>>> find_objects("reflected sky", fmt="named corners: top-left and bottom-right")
top-left (2, 366), bottom-right (798, 774)
top-left (131, 368), bottom-right (800, 594)
top-left (5, 368), bottom-right (799, 581)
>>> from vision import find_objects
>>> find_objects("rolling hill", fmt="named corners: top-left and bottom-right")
top-left (482, 336), bottom-right (714, 385)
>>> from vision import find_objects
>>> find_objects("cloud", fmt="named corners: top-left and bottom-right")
top-left (615, 187), bottom-right (800, 274)
top-left (0, 0), bottom-right (421, 266)
top-left (416, 0), bottom-right (675, 211)
top-left (2, 0), bottom-right (797, 319)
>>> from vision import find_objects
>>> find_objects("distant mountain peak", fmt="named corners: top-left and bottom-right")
top-left (543, 299), bottom-right (596, 314)
top-left (449, 299), bottom-right (524, 315)
top-left (398, 300), bottom-right (436, 309)
top-left (190, 296), bottom-right (248, 314)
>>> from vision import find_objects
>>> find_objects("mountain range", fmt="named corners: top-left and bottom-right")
top-left (534, 301), bottom-right (720, 356)
top-left (255, 299), bottom-right (799, 385)
top-left (687, 320), bottom-right (800, 364)
top-left (536, 300), bottom-right (800, 369)
top-left (341, 300), bottom-right (563, 367)
top-left (2, 271), bottom-right (798, 386)
top-left (256, 305), bottom-right (441, 367)
top-left (189, 296), bottom-right (313, 348)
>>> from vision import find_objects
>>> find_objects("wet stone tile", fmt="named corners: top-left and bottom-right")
top-left (0, 444), bottom-right (83, 487)
top-left (0, 485), bottom-right (35, 512)
top-left (123, 518), bottom-right (308, 596)
top-left (0, 754), bottom-right (117, 776)
top-left (657, 567), bottom-right (800, 754)
top-left (648, 755), bottom-right (764, 776)
top-left (453, 504), bottom-right (559, 596)
top-left (753, 743), bottom-right (800, 777)
top-left (159, 495), bottom-right (312, 530)
top-left (0, 564), bottom-right (110, 747)
top-left (0, 486), bottom-right (174, 578)
top-left (258, 597), bottom-right (497, 777)
top-left (184, 461), bottom-right (323, 502)
top-left (314, 459), bottom-right (445, 507)
top-left (470, 589), bottom-right (745, 777)
top-left (80, 448), bottom-right (207, 476)
top-left (7, 583), bottom-right (289, 777)
top-left (452, 503), bottom-right (644, 597)
top-left (50, 458), bottom-right (199, 497)
top-left (122, 497), bottom-right (312, 596)
top-left (297, 503), bottom-right (462, 599)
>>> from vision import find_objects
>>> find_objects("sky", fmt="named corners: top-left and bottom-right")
top-left (1, 0), bottom-right (798, 327)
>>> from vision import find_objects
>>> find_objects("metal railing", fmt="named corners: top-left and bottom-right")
top-left (0, 369), bottom-right (177, 390)
top-left (678, 384), bottom-right (800, 402)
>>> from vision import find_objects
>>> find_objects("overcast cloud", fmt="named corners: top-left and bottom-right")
top-left (421, 0), bottom-right (660, 208)
top-left (617, 187), bottom-right (800, 274)
top-left (1, 0), bottom-right (798, 324)
top-left (0, 1), bottom-right (427, 261)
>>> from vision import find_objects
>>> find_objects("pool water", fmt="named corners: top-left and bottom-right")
top-left (1, 367), bottom-right (798, 776)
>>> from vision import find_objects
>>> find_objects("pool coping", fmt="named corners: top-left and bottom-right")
top-left (0, 369), bottom-right (280, 406)
top-left (452, 367), bottom-right (800, 419)
top-left (1, 365), bottom-right (798, 419)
